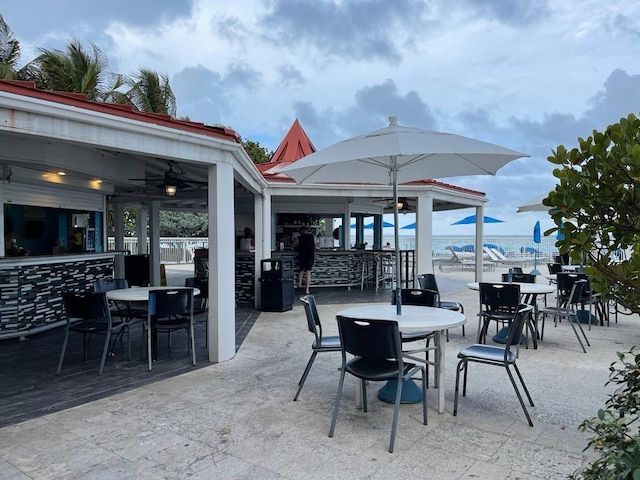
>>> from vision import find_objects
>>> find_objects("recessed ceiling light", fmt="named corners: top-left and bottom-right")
top-left (57, 171), bottom-right (66, 176)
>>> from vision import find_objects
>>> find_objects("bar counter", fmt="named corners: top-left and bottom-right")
top-left (271, 249), bottom-right (371, 288)
top-left (0, 252), bottom-right (119, 340)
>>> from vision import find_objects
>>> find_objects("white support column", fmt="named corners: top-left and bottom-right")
top-left (113, 204), bottom-right (125, 277)
top-left (255, 188), bottom-right (271, 310)
top-left (148, 200), bottom-right (161, 286)
top-left (343, 201), bottom-right (352, 249)
top-left (136, 207), bottom-right (148, 254)
top-left (415, 195), bottom-right (434, 281)
top-left (475, 205), bottom-right (484, 282)
top-left (208, 161), bottom-right (236, 362)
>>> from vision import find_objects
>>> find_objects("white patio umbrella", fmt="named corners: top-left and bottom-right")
top-left (277, 116), bottom-right (528, 313)
top-left (516, 192), bottom-right (551, 213)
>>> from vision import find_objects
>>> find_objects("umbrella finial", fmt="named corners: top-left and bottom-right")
top-left (388, 116), bottom-right (398, 126)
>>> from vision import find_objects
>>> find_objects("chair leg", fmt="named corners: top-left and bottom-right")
top-left (568, 313), bottom-right (590, 353)
top-left (147, 321), bottom-right (153, 372)
top-left (56, 329), bottom-right (70, 375)
top-left (328, 368), bottom-right (346, 438)
top-left (388, 375), bottom-right (404, 453)
top-left (453, 358), bottom-right (466, 416)
top-left (190, 319), bottom-right (196, 366)
top-left (294, 351), bottom-right (318, 401)
top-left (505, 365), bottom-right (534, 426)
top-left (98, 330), bottom-right (112, 376)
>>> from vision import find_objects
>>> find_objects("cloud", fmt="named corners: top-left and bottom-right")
top-left (258, 0), bottom-right (428, 63)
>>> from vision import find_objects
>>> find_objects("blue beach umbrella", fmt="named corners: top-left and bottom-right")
top-left (531, 221), bottom-right (541, 274)
top-left (365, 221), bottom-right (394, 228)
top-left (452, 214), bottom-right (504, 225)
top-left (401, 222), bottom-right (416, 229)
top-left (556, 221), bottom-right (565, 240)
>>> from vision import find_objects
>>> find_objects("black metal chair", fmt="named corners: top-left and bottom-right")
top-left (417, 273), bottom-right (465, 337)
top-left (477, 283), bottom-right (522, 345)
top-left (501, 272), bottom-right (536, 284)
top-left (537, 279), bottom-right (590, 353)
top-left (547, 263), bottom-right (562, 284)
top-left (391, 289), bottom-right (438, 368)
top-left (293, 295), bottom-right (341, 401)
top-left (194, 257), bottom-right (209, 278)
top-left (57, 291), bottom-right (129, 375)
top-left (146, 288), bottom-right (196, 371)
top-left (330, 315), bottom-right (427, 453)
top-left (93, 277), bottom-right (147, 325)
top-left (454, 304), bottom-right (535, 426)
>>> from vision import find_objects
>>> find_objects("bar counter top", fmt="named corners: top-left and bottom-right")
top-left (0, 251), bottom-right (123, 266)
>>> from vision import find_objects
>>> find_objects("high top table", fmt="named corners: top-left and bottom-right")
top-left (336, 304), bottom-right (466, 414)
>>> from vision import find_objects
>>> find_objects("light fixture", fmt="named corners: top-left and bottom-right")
top-left (57, 171), bottom-right (66, 176)
top-left (397, 197), bottom-right (406, 210)
top-left (165, 183), bottom-right (177, 197)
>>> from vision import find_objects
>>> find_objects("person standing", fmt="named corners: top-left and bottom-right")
top-left (293, 226), bottom-right (316, 294)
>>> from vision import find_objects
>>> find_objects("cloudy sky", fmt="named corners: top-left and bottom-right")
top-left (3, 0), bottom-right (640, 236)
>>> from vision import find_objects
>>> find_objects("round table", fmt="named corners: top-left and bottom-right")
top-left (106, 286), bottom-right (200, 360)
top-left (336, 304), bottom-right (466, 414)
top-left (466, 282), bottom-right (555, 296)
top-left (105, 286), bottom-right (199, 302)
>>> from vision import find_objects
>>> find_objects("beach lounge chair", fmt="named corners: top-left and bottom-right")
top-left (448, 247), bottom-right (495, 271)
top-left (483, 247), bottom-right (535, 266)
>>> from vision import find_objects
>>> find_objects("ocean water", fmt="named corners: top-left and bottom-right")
top-left (362, 235), bottom-right (559, 258)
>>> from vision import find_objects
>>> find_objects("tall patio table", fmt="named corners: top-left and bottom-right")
top-left (336, 304), bottom-right (466, 414)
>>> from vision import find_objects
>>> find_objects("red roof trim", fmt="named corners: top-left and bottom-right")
top-left (0, 80), bottom-right (241, 143)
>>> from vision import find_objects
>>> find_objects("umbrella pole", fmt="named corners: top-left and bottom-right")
top-left (391, 160), bottom-right (402, 315)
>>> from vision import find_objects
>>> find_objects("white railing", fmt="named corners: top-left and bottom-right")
top-left (107, 237), bottom-right (208, 264)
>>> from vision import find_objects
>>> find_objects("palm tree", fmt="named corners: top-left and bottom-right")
top-left (124, 68), bottom-right (176, 116)
top-left (0, 14), bottom-right (21, 80)
top-left (24, 40), bottom-right (108, 100)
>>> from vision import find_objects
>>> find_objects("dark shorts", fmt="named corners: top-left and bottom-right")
top-left (299, 257), bottom-right (314, 271)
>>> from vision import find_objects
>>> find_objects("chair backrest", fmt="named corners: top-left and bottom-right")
top-left (547, 263), bottom-right (563, 274)
top-left (336, 315), bottom-right (401, 361)
top-left (300, 295), bottom-right (323, 340)
top-left (184, 277), bottom-right (208, 298)
top-left (511, 267), bottom-right (524, 274)
top-left (194, 258), bottom-right (209, 278)
top-left (557, 272), bottom-right (588, 297)
top-left (501, 273), bottom-right (536, 283)
top-left (479, 283), bottom-right (521, 312)
top-left (503, 304), bottom-right (533, 357)
top-left (148, 288), bottom-right (193, 318)
top-left (93, 278), bottom-right (129, 293)
top-left (391, 288), bottom-right (437, 307)
top-left (63, 291), bottom-right (110, 322)
top-left (567, 280), bottom-right (587, 308)
top-left (416, 273), bottom-right (441, 295)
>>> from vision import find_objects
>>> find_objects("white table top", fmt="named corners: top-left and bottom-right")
top-left (466, 282), bottom-right (555, 295)
top-left (106, 286), bottom-right (199, 302)
top-left (336, 304), bottom-right (466, 332)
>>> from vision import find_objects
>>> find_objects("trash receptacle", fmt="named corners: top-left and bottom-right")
top-left (259, 258), bottom-right (294, 312)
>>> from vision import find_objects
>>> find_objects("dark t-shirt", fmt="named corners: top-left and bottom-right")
top-left (297, 233), bottom-right (315, 266)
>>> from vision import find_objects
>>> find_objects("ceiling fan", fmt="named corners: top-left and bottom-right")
top-left (375, 197), bottom-right (415, 213)
top-left (129, 161), bottom-right (206, 197)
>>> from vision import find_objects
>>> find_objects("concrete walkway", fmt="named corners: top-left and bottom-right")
top-left (1, 266), bottom-right (637, 479)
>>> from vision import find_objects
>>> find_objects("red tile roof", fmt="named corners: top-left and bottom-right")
top-left (0, 80), bottom-right (241, 143)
